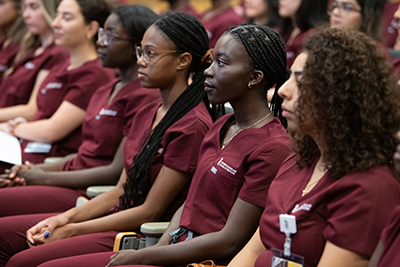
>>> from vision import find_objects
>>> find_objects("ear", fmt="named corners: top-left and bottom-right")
top-left (176, 52), bottom-right (192, 71)
top-left (248, 69), bottom-right (264, 88)
top-left (86, 21), bottom-right (100, 39)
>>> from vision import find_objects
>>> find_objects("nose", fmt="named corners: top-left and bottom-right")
top-left (277, 78), bottom-right (292, 100)
top-left (22, 7), bottom-right (29, 19)
top-left (52, 14), bottom-right (61, 29)
top-left (137, 54), bottom-right (146, 67)
top-left (204, 66), bottom-right (214, 77)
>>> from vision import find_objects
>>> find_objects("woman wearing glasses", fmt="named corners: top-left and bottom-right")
top-left (0, 5), bottom-right (159, 217)
top-left (0, 11), bottom-right (215, 267)
top-left (0, 0), bottom-right (114, 164)
top-left (329, 0), bottom-right (385, 40)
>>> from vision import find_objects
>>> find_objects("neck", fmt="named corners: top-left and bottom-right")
top-left (119, 63), bottom-right (139, 85)
top-left (159, 76), bottom-right (188, 112)
top-left (40, 29), bottom-right (54, 49)
top-left (253, 15), bottom-right (269, 25)
top-left (211, 0), bottom-right (230, 11)
top-left (67, 41), bottom-right (98, 70)
top-left (169, 0), bottom-right (190, 11)
top-left (230, 91), bottom-right (272, 129)
top-left (0, 23), bottom-right (13, 38)
top-left (291, 17), bottom-right (299, 32)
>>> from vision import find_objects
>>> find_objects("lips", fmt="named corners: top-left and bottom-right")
top-left (204, 81), bottom-right (215, 92)
top-left (281, 106), bottom-right (294, 117)
top-left (138, 71), bottom-right (147, 79)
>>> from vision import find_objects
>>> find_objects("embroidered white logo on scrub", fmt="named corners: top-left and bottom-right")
top-left (291, 203), bottom-right (312, 214)
top-left (25, 62), bottom-right (35, 70)
top-left (96, 108), bottom-right (118, 120)
top-left (210, 166), bottom-right (217, 174)
top-left (217, 158), bottom-right (237, 175)
top-left (41, 82), bottom-right (63, 94)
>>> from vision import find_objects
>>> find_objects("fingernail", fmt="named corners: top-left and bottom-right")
top-left (29, 241), bottom-right (35, 245)
top-left (44, 231), bottom-right (50, 238)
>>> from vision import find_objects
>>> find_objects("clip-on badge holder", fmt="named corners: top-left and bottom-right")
top-left (271, 214), bottom-right (305, 267)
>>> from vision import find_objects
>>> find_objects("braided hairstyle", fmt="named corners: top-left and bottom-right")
top-left (225, 24), bottom-right (290, 127)
top-left (119, 12), bottom-right (219, 210)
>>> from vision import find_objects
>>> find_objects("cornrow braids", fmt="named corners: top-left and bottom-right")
top-left (225, 24), bottom-right (290, 127)
top-left (119, 12), bottom-right (221, 210)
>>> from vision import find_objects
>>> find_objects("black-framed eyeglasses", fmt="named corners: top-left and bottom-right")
top-left (136, 46), bottom-right (177, 64)
top-left (327, 1), bottom-right (362, 16)
top-left (98, 27), bottom-right (133, 46)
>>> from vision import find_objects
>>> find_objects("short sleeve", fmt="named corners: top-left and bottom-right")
top-left (64, 68), bottom-right (112, 110)
top-left (239, 139), bottom-right (292, 208)
top-left (163, 118), bottom-right (209, 173)
top-left (323, 171), bottom-right (400, 256)
top-left (41, 47), bottom-right (68, 70)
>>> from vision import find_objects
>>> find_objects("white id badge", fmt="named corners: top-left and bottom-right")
top-left (279, 214), bottom-right (296, 234)
top-left (24, 142), bottom-right (52, 153)
top-left (271, 247), bottom-right (304, 267)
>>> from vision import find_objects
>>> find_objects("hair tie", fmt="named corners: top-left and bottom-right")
top-left (200, 49), bottom-right (213, 66)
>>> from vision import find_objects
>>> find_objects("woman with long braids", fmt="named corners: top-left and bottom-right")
top-left (0, 11), bottom-right (214, 267)
top-left (228, 28), bottom-right (400, 267)
top-left (37, 24), bottom-right (293, 267)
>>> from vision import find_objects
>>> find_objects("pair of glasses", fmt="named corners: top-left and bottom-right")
top-left (327, 1), bottom-right (362, 16)
top-left (136, 46), bottom-right (177, 64)
top-left (98, 27), bottom-right (133, 46)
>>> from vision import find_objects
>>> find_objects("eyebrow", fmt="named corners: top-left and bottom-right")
top-left (216, 52), bottom-right (229, 59)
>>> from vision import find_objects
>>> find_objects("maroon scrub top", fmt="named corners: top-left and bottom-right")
top-left (377, 204), bottom-right (400, 267)
top-left (255, 154), bottom-right (400, 267)
top-left (180, 115), bottom-right (292, 236)
top-left (21, 58), bottom-right (114, 164)
top-left (62, 78), bottom-right (160, 171)
top-left (382, 2), bottom-right (399, 49)
top-left (123, 99), bottom-right (213, 221)
top-left (200, 7), bottom-right (243, 48)
top-left (283, 29), bottom-right (314, 68)
top-left (0, 40), bottom-right (20, 85)
top-left (0, 44), bottom-right (68, 108)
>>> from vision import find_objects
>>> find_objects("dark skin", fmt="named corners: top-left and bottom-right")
top-left (0, 13), bottom-right (137, 189)
top-left (107, 34), bottom-right (270, 266)
top-left (26, 24), bottom-right (194, 247)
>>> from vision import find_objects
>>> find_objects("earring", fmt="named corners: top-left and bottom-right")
top-left (86, 33), bottom-right (92, 40)
top-left (248, 82), bottom-right (252, 88)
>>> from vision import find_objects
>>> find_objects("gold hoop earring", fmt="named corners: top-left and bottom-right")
top-left (248, 82), bottom-right (252, 88)
top-left (86, 33), bottom-right (92, 40)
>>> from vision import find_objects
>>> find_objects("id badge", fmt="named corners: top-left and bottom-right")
top-left (24, 142), bottom-right (52, 153)
top-left (271, 247), bottom-right (304, 267)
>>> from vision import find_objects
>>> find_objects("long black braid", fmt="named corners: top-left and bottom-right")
top-left (225, 24), bottom-right (290, 127)
top-left (119, 12), bottom-right (220, 210)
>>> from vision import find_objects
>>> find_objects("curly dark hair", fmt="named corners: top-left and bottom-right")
top-left (295, 27), bottom-right (400, 180)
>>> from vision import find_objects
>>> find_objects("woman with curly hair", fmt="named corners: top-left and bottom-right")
top-left (228, 27), bottom-right (400, 267)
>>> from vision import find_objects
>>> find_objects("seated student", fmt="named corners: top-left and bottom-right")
top-left (367, 131), bottom-right (400, 267)
top-left (0, 0), bottom-right (27, 85)
top-left (0, 0), bottom-right (114, 165)
top-left (37, 24), bottom-right (293, 267)
top-left (228, 28), bottom-right (400, 267)
top-left (243, 0), bottom-right (279, 28)
top-left (329, 0), bottom-right (392, 60)
top-left (0, 0), bottom-right (68, 116)
top-left (0, 12), bottom-right (214, 267)
top-left (199, 0), bottom-right (243, 48)
top-left (278, 0), bottom-right (327, 68)
top-left (382, 1), bottom-right (399, 51)
top-left (0, 5), bottom-right (160, 217)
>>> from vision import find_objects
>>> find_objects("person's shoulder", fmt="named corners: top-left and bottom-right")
top-left (174, 101), bottom-right (213, 132)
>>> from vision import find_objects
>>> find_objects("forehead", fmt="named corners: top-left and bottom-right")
top-left (336, 0), bottom-right (360, 6)
top-left (141, 25), bottom-right (174, 49)
top-left (104, 13), bottom-right (123, 30)
top-left (58, 0), bottom-right (81, 14)
top-left (214, 34), bottom-right (250, 61)
top-left (291, 53), bottom-right (307, 72)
